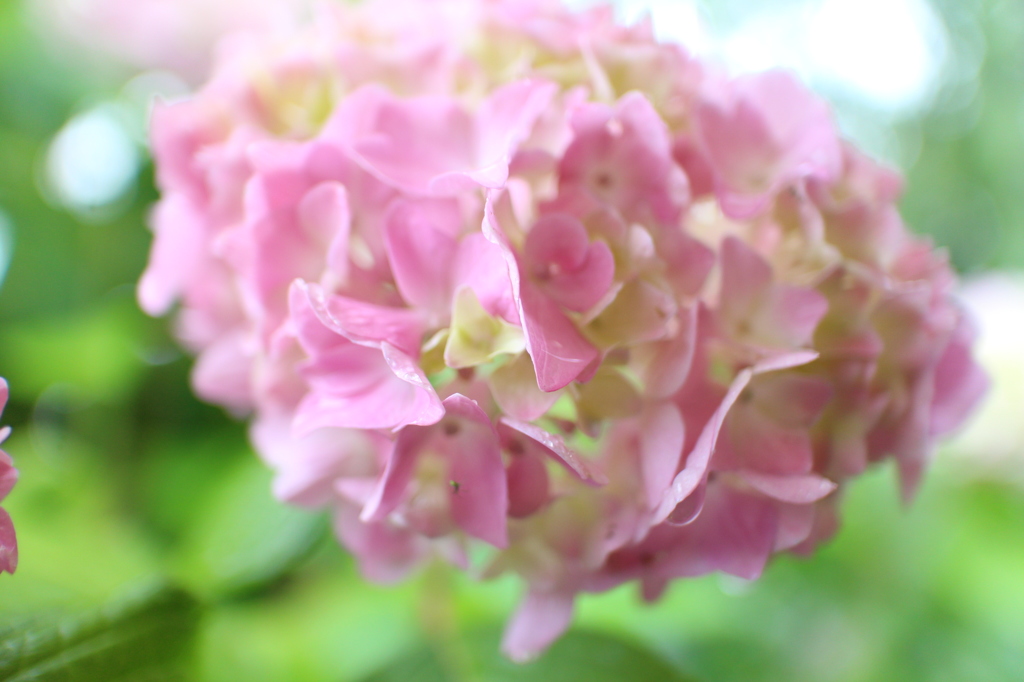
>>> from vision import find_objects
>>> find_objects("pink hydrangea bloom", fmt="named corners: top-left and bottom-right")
top-left (139, 0), bottom-right (987, 660)
top-left (0, 379), bottom-right (18, 575)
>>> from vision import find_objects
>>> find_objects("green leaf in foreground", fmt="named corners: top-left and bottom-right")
top-left (173, 455), bottom-right (329, 601)
top-left (360, 627), bottom-right (696, 682)
top-left (0, 583), bottom-right (201, 681)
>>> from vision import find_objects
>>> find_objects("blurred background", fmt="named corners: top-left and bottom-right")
top-left (0, 0), bottom-right (1022, 679)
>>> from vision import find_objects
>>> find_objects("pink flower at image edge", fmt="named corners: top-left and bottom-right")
top-left (0, 378), bottom-right (17, 575)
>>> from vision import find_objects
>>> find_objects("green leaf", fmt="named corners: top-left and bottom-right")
top-left (173, 454), bottom-right (329, 601)
top-left (0, 295), bottom-right (148, 405)
top-left (0, 582), bottom-right (201, 681)
top-left (359, 627), bottom-right (697, 682)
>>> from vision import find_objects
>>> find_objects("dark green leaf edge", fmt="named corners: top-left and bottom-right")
top-left (0, 582), bottom-right (201, 682)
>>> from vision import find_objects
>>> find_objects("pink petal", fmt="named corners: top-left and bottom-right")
top-left (763, 284), bottom-right (830, 349)
top-left (697, 95), bottom-right (779, 218)
top-left (501, 590), bottom-right (575, 663)
top-left (524, 213), bottom-right (615, 312)
top-left (774, 502), bottom-right (817, 551)
top-left (506, 452), bottom-right (550, 519)
top-left (294, 342), bottom-right (443, 433)
top-left (585, 279), bottom-right (677, 348)
top-left (698, 70), bottom-right (841, 219)
top-left (360, 428), bottom-right (427, 524)
top-left (484, 191), bottom-right (599, 391)
top-left (301, 281), bottom-right (425, 357)
top-left (657, 229), bottom-right (716, 298)
top-left (0, 454), bottom-right (15, 502)
top-left (384, 199), bottom-right (460, 318)
top-left (888, 374), bottom-right (933, 504)
top-left (499, 418), bottom-right (608, 486)
top-left (753, 373), bottom-right (834, 428)
top-left (631, 303), bottom-right (699, 399)
top-left (190, 330), bottom-right (253, 415)
top-left (431, 79), bottom-right (558, 194)
top-left (326, 80), bottom-right (556, 196)
top-left (719, 407), bottom-right (816, 476)
top-left (489, 352), bottom-right (561, 421)
top-left (334, 502), bottom-right (424, 584)
top-left (524, 213), bottom-right (590, 272)
top-left (751, 350), bottom-right (821, 374)
top-left (252, 416), bottom-right (383, 508)
top-left (639, 403), bottom-right (685, 508)
top-left (673, 135), bottom-right (715, 198)
top-left (558, 92), bottom-right (687, 226)
top-left (519, 280), bottom-right (601, 391)
top-left (657, 350), bottom-right (819, 524)
top-left (0, 507), bottom-right (16, 574)
top-left (738, 471), bottom-right (837, 504)
top-left (719, 235), bottom-right (772, 320)
top-left (290, 283), bottom-right (443, 433)
top-left (443, 395), bottom-right (509, 548)
top-left (137, 194), bottom-right (207, 315)
top-left (362, 395), bottom-right (508, 547)
top-left (326, 84), bottom-right (474, 194)
top-left (476, 80), bottom-right (560, 176)
top-left (603, 483), bottom-right (778, 584)
top-left (299, 181), bottom-right (352, 282)
top-left (721, 236), bottom-right (829, 350)
top-left (238, 174), bottom-right (353, 339)
top-left (453, 233), bottom-right (518, 323)
top-left (658, 484), bottom-right (778, 580)
top-left (929, 314), bottom-right (989, 437)
top-left (655, 367), bottom-right (752, 525)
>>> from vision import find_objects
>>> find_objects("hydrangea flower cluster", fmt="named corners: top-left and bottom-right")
top-left (0, 379), bottom-right (17, 575)
top-left (139, 0), bottom-right (987, 659)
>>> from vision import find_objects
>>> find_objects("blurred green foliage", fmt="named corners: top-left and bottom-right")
top-left (0, 583), bottom-right (201, 681)
top-left (362, 628), bottom-right (696, 682)
top-left (901, 0), bottom-right (1024, 273)
top-left (0, 0), bottom-right (1022, 680)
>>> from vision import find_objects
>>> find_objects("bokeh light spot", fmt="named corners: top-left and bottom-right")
top-left (46, 105), bottom-right (141, 211)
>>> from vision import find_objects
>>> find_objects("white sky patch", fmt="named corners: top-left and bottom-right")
top-left (717, 0), bottom-right (947, 115)
top-left (47, 105), bottom-right (141, 211)
top-left (572, 0), bottom-right (949, 117)
top-left (806, 0), bottom-right (947, 112)
top-left (615, 0), bottom-right (709, 53)
top-left (718, 6), bottom-right (811, 74)
top-left (562, 0), bottom-right (709, 51)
